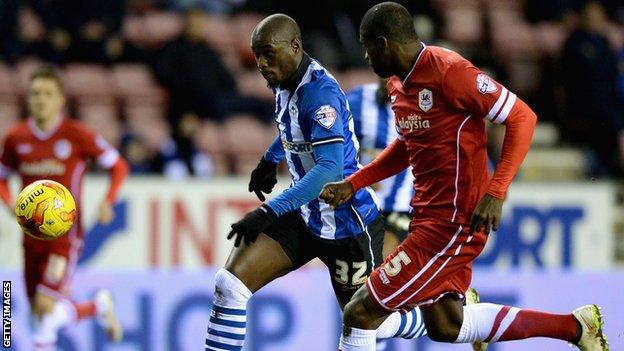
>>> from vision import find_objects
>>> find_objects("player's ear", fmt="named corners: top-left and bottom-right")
top-left (290, 38), bottom-right (301, 54)
top-left (375, 36), bottom-right (388, 51)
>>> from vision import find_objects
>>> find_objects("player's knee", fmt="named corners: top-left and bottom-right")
top-left (213, 268), bottom-right (252, 306)
top-left (425, 320), bottom-right (462, 342)
top-left (31, 293), bottom-right (56, 317)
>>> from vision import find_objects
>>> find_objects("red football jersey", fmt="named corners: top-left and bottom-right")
top-left (0, 117), bottom-right (119, 245)
top-left (388, 44), bottom-right (520, 225)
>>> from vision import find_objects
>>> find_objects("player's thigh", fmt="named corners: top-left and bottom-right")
top-left (323, 215), bottom-right (385, 308)
top-left (24, 242), bottom-right (77, 301)
top-left (367, 219), bottom-right (486, 312)
top-left (224, 212), bottom-right (313, 293)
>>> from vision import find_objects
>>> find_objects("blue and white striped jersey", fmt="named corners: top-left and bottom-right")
top-left (272, 58), bottom-right (380, 240)
top-left (347, 83), bottom-right (415, 213)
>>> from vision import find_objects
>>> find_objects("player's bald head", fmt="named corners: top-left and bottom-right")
top-left (360, 2), bottom-right (418, 44)
top-left (250, 14), bottom-right (305, 87)
top-left (251, 14), bottom-right (301, 47)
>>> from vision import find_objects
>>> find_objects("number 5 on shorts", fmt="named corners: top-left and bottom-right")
top-left (334, 260), bottom-right (368, 286)
top-left (383, 251), bottom-right (411, 277)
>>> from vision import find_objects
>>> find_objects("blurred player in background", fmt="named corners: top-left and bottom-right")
top-left (321, 3), bottom-right (608, 351)
top-left (204, 14), bottom-right (429, 351)
top-left (347, 78), bottom-right (414, 257)
top-left (0, 65), bottom-right (129, 350)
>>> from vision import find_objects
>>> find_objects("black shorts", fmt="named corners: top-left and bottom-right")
top-left (383, 211), bottom-right (412, 242)
top-left (264, 211), bottom-right (385, 303)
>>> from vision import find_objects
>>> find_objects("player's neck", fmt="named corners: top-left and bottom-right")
top-left (395, 42), bottom-right (424, 82)
top-left (34, 115), bottom-right (61, 132)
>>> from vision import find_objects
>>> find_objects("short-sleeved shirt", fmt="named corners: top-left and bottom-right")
top-left (0, 117), bottom-right (119, 245)
top-left (389, 44), bottom-right (518, 224)
top-left (273, 58), bottom-right (379, 239)
top-left (347, 84), bottom-right (414, 213)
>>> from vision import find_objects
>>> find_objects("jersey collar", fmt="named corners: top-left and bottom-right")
top-left (401, 42), bottom-right (427, 86)
top-left (28, 114), bottom-right (64, 140)
top-left (280, 52), bottom-right (312, 91)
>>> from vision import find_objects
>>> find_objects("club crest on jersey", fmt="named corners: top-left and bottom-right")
top-left (476, 73), bottom-right (498, 94)
top-left (418, 89), bottom-right (433, 112)
top-left (289, 101), bottom-right (298, 118)
top-left (54, 139), bottom-right (72, 160)
top-left (314, 105), bottom-right (337, 129)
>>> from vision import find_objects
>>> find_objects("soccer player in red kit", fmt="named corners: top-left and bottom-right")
top-left (0, 66), bottom-right (129, 350)
top-left (321, 3), bottom-right (608, 351)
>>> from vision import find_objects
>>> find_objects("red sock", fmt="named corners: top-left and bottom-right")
top-left (73, 301), bottom-right (97, 320)
top-left (496, 308), bottom-right (579, 343)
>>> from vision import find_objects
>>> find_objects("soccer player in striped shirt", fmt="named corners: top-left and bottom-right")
top-left (204, 14), bottom-right (429, 351)
top-left (322, 3), bottom-right (608, 351)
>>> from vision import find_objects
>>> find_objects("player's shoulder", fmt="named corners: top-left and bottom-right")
top-left (298, 62), bottom-right (346, 106)
top-left (61, 118), bottom-right (96, 136)
top-left (3, 120), bottom-right (30, 142)
top-left (427, 46), bottom-right (468, 65)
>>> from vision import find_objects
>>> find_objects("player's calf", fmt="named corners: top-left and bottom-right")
top-left (205, 268), bottom-right (252, 351)
top-left (340, 286), bottom-right (390, 351)
top-left (421, 294), bottom-right (464, 342)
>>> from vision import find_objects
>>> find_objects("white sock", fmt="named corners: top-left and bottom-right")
top-left (376, 309), bottom-right (427, 339)
top-left (205, 269), bottom-right (252, 351)
top-left (33, 300), bottom-right (76, 350)
top-left (454, 303), bottom-right (519, 343)
top-left (339, 327), bottom-right (376, 351)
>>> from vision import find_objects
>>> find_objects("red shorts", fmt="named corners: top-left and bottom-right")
top-left (23, 238), bottom-right (83, 300)
top-left (367, 215), bottom-right (487, 312)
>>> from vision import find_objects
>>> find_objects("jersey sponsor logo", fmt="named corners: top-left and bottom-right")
top-left (54, 139), bottom-right (72, 160)
top-left (476, 73), bottom-right (498, 94)
top-left (397, 114), bottom-right (431, 132)
top-left (418, 89), bottom-right (433, 112)
top-left (281, 139), bottom-right (313, 154)
top-left (19, 159), bottom-right (66, 176)
top-left (16, 143), bottom-right (33, 155)
top-left (314, 105), bottom-right (337, 129)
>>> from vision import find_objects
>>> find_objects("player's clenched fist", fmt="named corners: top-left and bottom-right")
top-left (320, 181), bottom-right (354, 207)
top-left (228, 204), bottom-right (277, 247)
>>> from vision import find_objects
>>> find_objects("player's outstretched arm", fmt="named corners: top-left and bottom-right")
top-left (348, 138), bottom-right (410, 190)
top-left (98, 157), bottom-right (129, 224)
top-left (228, 141), bottom-right (344, 247)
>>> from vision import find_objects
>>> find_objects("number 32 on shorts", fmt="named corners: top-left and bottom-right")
top-left (334, 260), bottom-right (368, 286)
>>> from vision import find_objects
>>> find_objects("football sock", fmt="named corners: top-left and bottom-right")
top-left (33, 299), bottom-right (75, 350)
top-left (339, 327), bottom-right (376, 351)
top-left (454, 303), bottom-right (579, 343)
top-left (376, 309), bottom-right (427, 339)
top-left (205, 269), bottom-right (252, 351)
